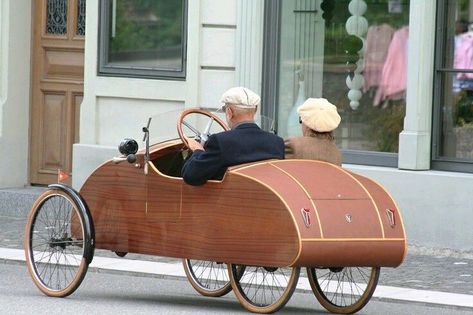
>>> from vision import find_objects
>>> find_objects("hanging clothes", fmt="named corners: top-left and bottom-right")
top-left (363, 24), bottom-right (395, 92)
top-left (374, 26), bottom-right (409, 106)
top-left (455, 32), bottom-right (473, 80)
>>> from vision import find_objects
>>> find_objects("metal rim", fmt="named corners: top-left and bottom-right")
top-left (229, 264), bottom-right (300, 313)
top-left (183, 259), bottom-right (232, 297)
top-left (307, 266), bottom-right (380, 314)
top-left (25, 190), bottom-right (89, 297)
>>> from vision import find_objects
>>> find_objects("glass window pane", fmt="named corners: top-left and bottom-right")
top-left (438, 71), bottom-right (473, 160)
top-left (108, 0), bottom-right (184, 71)
top-left (46, 0), bottom-right (68, 35)
top-left (442, 0), bottom-right (471, 70)
top-left (77, 0), bottom-right (86, 36)
top-left (277, 0), bottom-right (410, 153)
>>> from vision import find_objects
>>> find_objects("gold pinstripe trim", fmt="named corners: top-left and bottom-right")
top-left (269, 163), bottom-right (324, 238)
top-left (349, 171), bottom-right (408, 262)
top-left (232, 172), bottom-right (303, 267)
top-left (148, 162), bottom-right (185, 181)
top-left (341, 171), bottom-right (386, 238)
top-left (229, 160), bottom-right (277, 172)
top-left (271, 160), bottom-right (386, 238)
top-left (302, 238), bottom-right (405, 242)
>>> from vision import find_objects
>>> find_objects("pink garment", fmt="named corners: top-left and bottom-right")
top-left (363, 24), bottom-right (395, 92)
top-left (455, 32), bottom-right (473, 79)
top-left (374, 26), bottom-right (409, 106)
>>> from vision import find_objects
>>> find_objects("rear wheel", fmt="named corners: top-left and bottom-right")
top-left (307, 266), bottom-right (380, 314)
top-left (183, 259), bottom-right (232, 297)
top-left (24, 189), bottom-right (93, 297)
top-left (229, 264), bottom-right (300, 313)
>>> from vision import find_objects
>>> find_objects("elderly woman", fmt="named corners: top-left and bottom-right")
top-left (285, 98), bottom-right (342, 165)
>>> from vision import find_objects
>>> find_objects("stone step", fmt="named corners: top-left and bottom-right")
top-left (0, 186), bottom-right (47, 217)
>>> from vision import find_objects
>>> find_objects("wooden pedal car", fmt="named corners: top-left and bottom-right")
top-left (24, 108), bottom-right (406, 314)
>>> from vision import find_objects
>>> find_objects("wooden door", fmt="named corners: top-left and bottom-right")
top-left (30, 0), bottom-right (86, 184)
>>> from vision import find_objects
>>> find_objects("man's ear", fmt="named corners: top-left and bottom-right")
top-left (227, 106), bottom-right (234, 119)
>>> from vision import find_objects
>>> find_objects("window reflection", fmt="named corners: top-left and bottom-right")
top-left (278, 0), bottom-right (409, 153)
top-left (438, 0), bottom-right (473, 160)
top-left (108, 0), bottom-right (184, 71)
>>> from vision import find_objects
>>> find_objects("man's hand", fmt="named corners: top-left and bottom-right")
top-left (187, 138), bottom-right (204, 151)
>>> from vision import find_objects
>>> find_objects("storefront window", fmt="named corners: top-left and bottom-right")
top-left (276, 0), bottom-right (410, 156)
top-left (99, 0), bottom-right (187, 79)
top-left (434, 0), bottom-right (473, 166)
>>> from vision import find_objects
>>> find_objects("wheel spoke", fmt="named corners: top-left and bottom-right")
top-left (25, 191), bottom-right (91, 297)
top-left (184, 259), bottom-right (231, 297)
top-left (308, 266), bottom-right (380, 313)
top-left (230, 265), bottom-right (299, 313)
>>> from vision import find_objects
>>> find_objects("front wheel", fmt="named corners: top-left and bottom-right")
top-left (183, 259), bottom-right (232, 297)
top-left (307, 266), bottom-right (380, 314)
top-left (24, 189), bottom-right (93, 297)
top-left (229, 264), bottom-right (300, 313)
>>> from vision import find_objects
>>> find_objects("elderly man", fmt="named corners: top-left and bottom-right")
top-left (181, 87), bottom-right (284, 186)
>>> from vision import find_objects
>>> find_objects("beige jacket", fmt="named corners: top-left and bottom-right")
top-left (284, 136), bottom-right (342, 166)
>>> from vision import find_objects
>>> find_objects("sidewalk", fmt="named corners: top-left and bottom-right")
top-left (1, 187), bottom-right (473, 302)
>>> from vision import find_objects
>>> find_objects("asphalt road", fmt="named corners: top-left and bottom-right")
top-left (1, 262), bottom-right (471, 315)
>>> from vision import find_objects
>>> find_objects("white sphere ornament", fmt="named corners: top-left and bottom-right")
top-left (348, 89), bottom-right (362, 110)
top-left (346, 74), bottom-right (364, 90)
top-left (348, 0), bottom-right (367, 15)
top-left (350, 100), bottom-right (361, 110)
top-left (346, 16), bottom-right (368, 36)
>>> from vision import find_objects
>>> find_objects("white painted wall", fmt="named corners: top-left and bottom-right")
top-left (0, 0), bottom-right (31, 188)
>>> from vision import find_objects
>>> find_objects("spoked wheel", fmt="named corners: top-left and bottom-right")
top-left (24, 189), bottom-right (94, 297)
top-left (307, 266), bottom-right (380, 314)
top-left (228, 264), bottom-right (300, 313)
top-left (183, 259), bottom-right (232, 297)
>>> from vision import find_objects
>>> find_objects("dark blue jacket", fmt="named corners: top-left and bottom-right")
top-left (182, 122), bottom-right (284, 186)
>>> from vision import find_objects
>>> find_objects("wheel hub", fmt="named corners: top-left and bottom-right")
top-left (49, 235), bottom-right (71, 250)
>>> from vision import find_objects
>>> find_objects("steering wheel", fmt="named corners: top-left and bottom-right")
top-left (177, 108), bottom-right (229, 150)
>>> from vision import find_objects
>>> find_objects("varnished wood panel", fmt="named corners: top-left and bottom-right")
top-left (180, 174), bottom-right (299, 266)
top-left (270, 160), bottom-right (369, 200)
top-left (314, 199), bottom-right (383, 239)
top-left (30, 0), bottom-right (85, 184)
top-left (146, 165), bottom-right (182, 221)
top-left (234, 161), bottom-right (383, 239)
top-left (235, 162), bottom-right (323, 239)
top-left (80, 160), bottom-right (300, 267)
top-left (348, 171), bottom-right (406, 240)
top-left (44, 48), bottom-right (84, 80)
top-left (40, 92), bottom-right (67, 172)
top-left (295, 240), bottom-right (405, 267)
top-left (79, 148), bottom-right (406, 268)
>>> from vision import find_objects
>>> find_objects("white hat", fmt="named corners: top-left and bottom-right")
top-left (297, 98), bottom-right (341, 132)
top-left (220, 87), bottom-right (260, 109)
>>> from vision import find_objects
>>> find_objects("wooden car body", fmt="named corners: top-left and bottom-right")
top-left (80, 139), bottom-right (406, 268)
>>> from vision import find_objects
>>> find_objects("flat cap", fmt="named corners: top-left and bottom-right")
top-left (220, 87), bottom-right (260, 108)
top-left (297, 98), bottom-right (341, 132)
